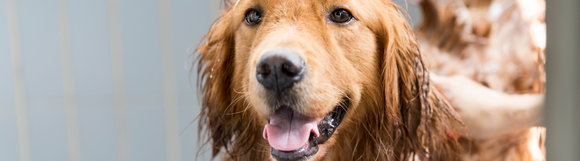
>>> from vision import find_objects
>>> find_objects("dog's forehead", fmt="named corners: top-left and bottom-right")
top-left (243, 0), bottom-right (354, 11)
top-left (235, 0), bottom-right (381, 23)
top-left (251, 0), bottom-right (352, 5)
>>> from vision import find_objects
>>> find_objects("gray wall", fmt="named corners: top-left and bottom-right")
top-left (544, 0), bottom-right (580, 160)
top-left (0, 0), bottom-right (419, 161)
top-left (1, 0), bottom-right (216, 160)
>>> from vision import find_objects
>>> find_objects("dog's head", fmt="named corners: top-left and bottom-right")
top-left (196, 0), bottom-right (460, 160)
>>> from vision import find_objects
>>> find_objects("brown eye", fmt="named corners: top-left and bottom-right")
top-left (329, 9), bottom-right (353, 24)
top-left (244, 9), bottom-right (262, 25)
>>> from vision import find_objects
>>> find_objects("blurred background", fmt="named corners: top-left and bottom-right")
top-left (1, 0), bottom-right (577, 161)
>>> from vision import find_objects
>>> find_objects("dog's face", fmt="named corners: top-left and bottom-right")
top-left (196, 0), bottom-right (458, 160)
top-left (232, 0), bottom-right (381, 160)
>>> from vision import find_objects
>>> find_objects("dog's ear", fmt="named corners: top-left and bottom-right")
top-left (195, 7), bottom-right (266, 160)
top-left (372, 3), bottom-right (462, 160)
top-left (195, 9), bottom-right (235, 158)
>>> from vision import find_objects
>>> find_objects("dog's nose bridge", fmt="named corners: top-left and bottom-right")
top-left (276, 26), bottom-right (298, 45)
top-left (256, 49), bottom-right (305, 93)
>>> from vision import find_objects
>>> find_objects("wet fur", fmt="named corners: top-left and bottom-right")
top-left (195, 0), bottom-right (462, 160)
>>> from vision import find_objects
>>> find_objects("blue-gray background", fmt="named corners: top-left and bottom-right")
top-left (0, 0), bottom-right (420, 161)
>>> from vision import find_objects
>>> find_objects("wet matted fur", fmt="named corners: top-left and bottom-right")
top-left (195, 0), bottom-right (462, 160)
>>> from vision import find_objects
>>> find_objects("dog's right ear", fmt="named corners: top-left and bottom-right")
top-left (194, 6), bottom-right (236, 158)
top-left (195, 3), bottom-right (271, 160)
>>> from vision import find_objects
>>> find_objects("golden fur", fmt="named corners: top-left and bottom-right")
top-left (195, 0), bottom-right (462, 160)
top-left (417, 0), bottom-right (546, 160)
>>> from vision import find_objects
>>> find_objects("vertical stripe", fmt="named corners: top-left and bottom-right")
top-left (6, 0), bottom-right (31, 161)
top-left (545, 0), bottom-right (580, 160)
top-left (158, 0), bottom-right (181, 161)
top-left (209, 0), bottom-right (221, 22)
top-left (56, 0), bottom-right (82, 160)
top-left (107, 0), bottom-right (131, 160)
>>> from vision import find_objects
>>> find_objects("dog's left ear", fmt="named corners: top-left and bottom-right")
top-left (372, 3), bottom-right (462, 160)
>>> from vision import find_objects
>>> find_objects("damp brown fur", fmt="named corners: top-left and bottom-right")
top-left (416, 0), bottom-right (546, 160)
top-left (195, 0), bottom-right (462, 160)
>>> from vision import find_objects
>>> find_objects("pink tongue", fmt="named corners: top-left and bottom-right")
top-left (263, 108), bottom-right (320, 151)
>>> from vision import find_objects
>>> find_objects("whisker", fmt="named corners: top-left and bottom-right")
top-left (228, 98), bottom-right (252, 115)
top-left (329, 84), bottom-right (353, 112)
top-left (224, 84), bottom-right (253, 116)
top-left (327, 83), bottom-right (352, 100)
top-left (224, 94), bottom-right (245, 116)
top-left (232, 83), bottom-right (251, 95)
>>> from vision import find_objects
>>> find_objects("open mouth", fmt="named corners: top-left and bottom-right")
top-left (263, 98), bottom-right (349, 161)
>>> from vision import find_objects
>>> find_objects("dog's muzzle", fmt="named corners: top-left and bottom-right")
top-left (264, 99), bottom-right (349, 161)
top-left (256, 49), bottom-right (305, 95)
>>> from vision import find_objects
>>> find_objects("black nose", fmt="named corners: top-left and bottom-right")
top-left (256, 49), bottom-right (305, 92)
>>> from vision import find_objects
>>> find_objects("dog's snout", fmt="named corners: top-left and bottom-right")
top-left (256, 49), bottom-right (305, 92)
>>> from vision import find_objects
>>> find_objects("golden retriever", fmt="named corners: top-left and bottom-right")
top-left (195, 0), bottom-right (462, 160)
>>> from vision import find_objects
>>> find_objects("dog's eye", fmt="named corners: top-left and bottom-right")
top-left (244, 9), bottom-right (262, 25)
top-left (329, 9), bottom-right (353, 24)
